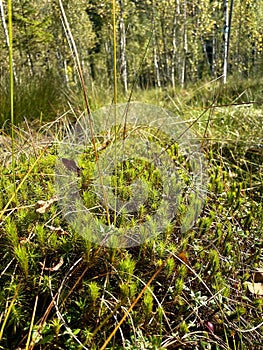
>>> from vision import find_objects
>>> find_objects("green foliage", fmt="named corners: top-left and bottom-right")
top-left (1, 0), bottom-right (263, 127)
top-left (0, 71), bottom-right (69, 125)
top-left (13, 244), bottom-right (29, 278)
top-left (0, 92), bottom-right (262, 349)
top-left (88, 281), bottom-right (100, 305)
top-left (1, 5), bottom-right (263, 343)
top-left (143, 288), bottom-right (154, 317)
top-left (119, 255), bottom-right (136, 280)
top-left (1, 1), bottom-right (262, 348)
top-left (5, 218), bottom-right (19, 247)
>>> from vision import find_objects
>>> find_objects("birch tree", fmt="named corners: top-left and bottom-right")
top-left (0, 0), bottom-right (17, 81)
top-left (118, 0), bottom-right (128, 93)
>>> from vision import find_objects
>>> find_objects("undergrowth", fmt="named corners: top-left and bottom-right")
top-left (0, 99), bottom-right (262, 349)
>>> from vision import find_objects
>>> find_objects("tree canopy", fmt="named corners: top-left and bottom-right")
top-left (0, 0), bottom-right (262, 90)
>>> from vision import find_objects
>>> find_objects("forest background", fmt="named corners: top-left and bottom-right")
top-left (1, 0), bottom-right (263, 123)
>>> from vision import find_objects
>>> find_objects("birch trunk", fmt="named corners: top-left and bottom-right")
top-left (0, 0), bottom-right (17, 82)
top-left (152, 1), bottom-right (161, 87)
top-left (161, 16), bottom-right (169, 85)
top-left (171, 0), bottom-right (180, 88)
top-left (223, 0), bottom-right (229, 84)
top-left (181, 0), bottom-right (187, 87)
top-left (118, 0), bottom-right (128, 93)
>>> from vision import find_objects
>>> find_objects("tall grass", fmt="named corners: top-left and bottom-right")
top-left (0, 71), bottom-right (69, 127)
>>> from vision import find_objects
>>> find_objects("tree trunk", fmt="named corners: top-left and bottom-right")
top-left (0, 0), bottom-right (17, 82)
top-left (152, 2), bottom-right (161, 88)
top-left (171, 0), bottom-right (180, 88)
top-left (212, 21), bottom-right (217, 77)
top-left (118, 0), bottom-right (128, 93)
top-left (223, 0), bottom-right (229, 84)
top-left (181, 0), bottom-right (187, 88)
top-left (161, 16), bottom-right (169, 85)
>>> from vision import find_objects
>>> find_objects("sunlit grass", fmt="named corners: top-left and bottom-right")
top-left (0, 2), bottom-right (262, 349)
top-left (0, 99), bottom-right (262, 349)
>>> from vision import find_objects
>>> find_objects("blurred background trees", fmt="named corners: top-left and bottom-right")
top-left (0, 0), bottom-right (262, 122)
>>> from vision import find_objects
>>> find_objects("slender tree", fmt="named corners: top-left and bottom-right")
top-left (118, 0), bottom-right (128, 93)
top-left (0, 0), bottom-right (17, 82)
top-left (223, 0), bottom-right (229, 84)
top-left (181, 0), bottom-right (188, 87)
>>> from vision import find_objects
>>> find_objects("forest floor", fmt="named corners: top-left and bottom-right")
top-left (0, 81), bottom-right (262, 350)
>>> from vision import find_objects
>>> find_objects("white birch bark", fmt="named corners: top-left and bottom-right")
top-left (171, 0), bottom-right (180, 88)
top-left (0, 0), bottom-right (17, 82)
top-left (181, 0), bottom-right (187, 87)
top-left (119, 0), bottom-right (128, 93)
top-left (223, 0), bottom-right (229, 84)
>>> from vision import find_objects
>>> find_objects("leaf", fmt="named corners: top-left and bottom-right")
top-left (177, 251), bottom-right (189, 265)
top-left (61, 158), bottom-right (81, 176)
top-left (35, 196), bottom-right (58, 214)
top-left (244, 281), bottom-right (263, 296)
top-left (40, 257), bottom-right (64, 272)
